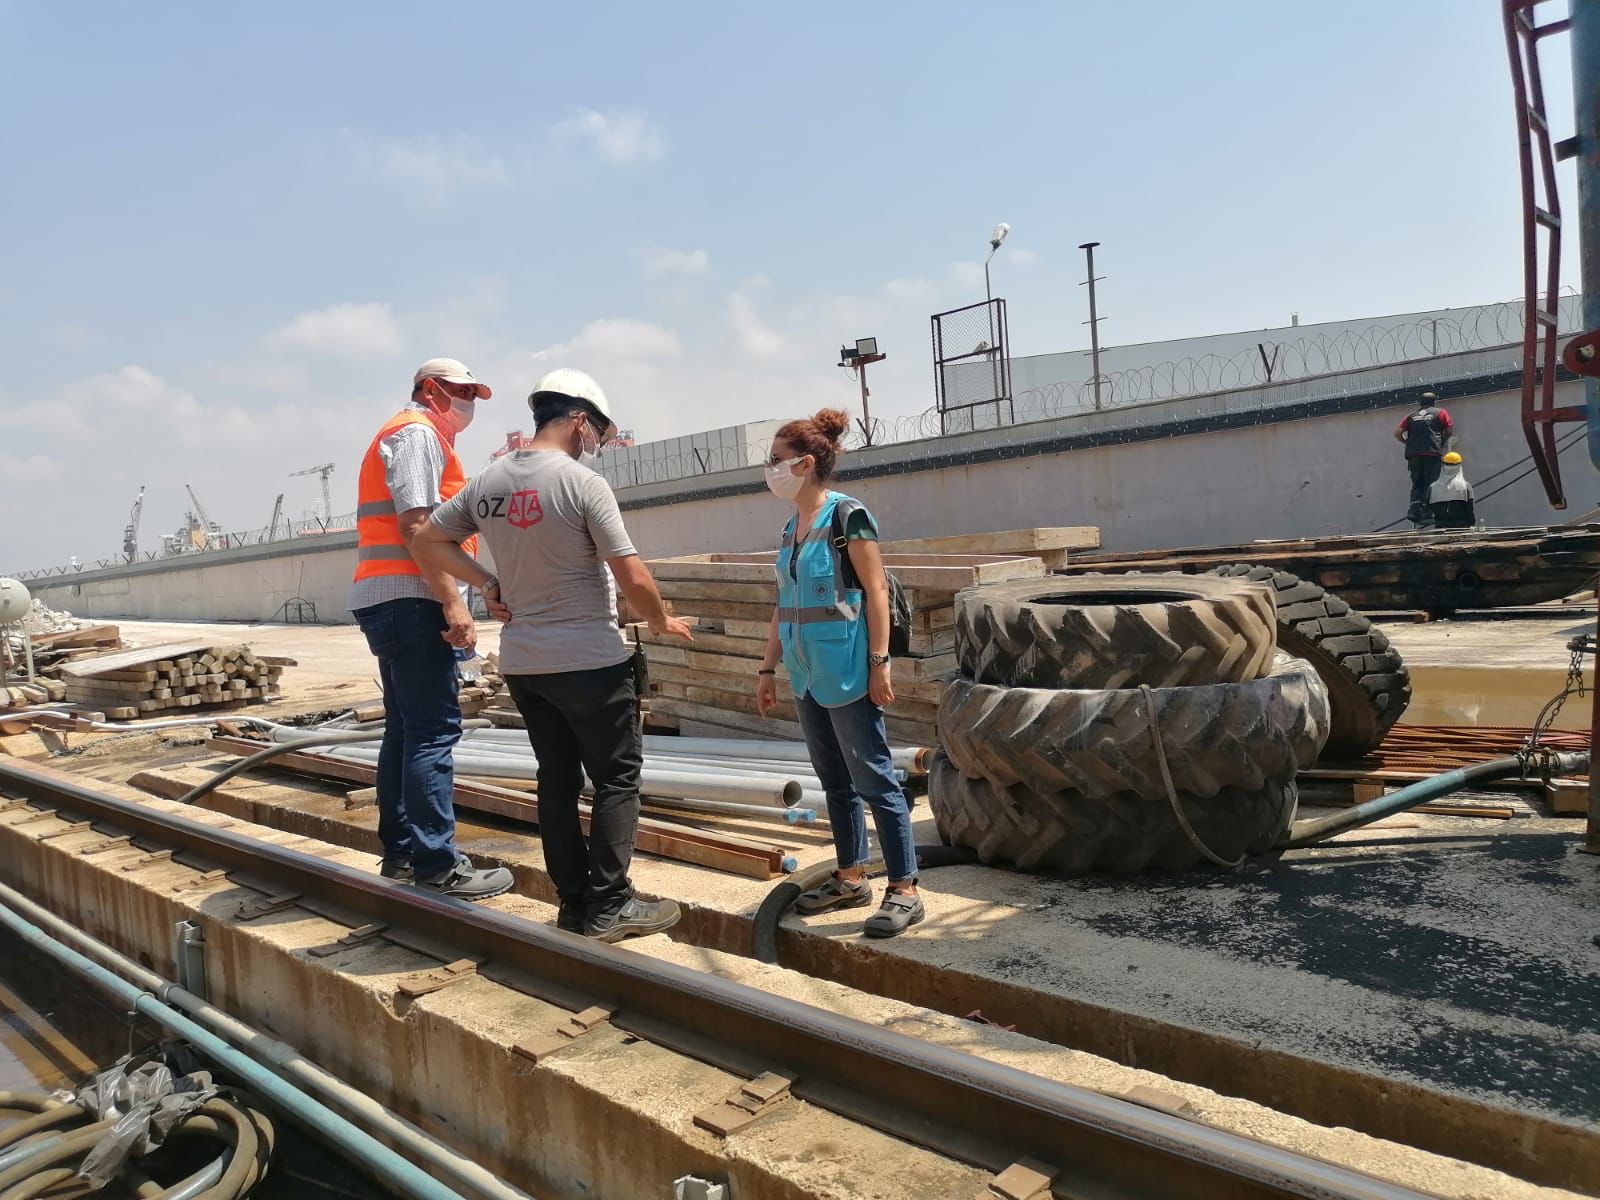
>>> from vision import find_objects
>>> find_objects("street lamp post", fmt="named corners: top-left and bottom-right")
top-left (985, 223), bottom-right (1010, 412)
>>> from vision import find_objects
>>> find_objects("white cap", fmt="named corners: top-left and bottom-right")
top-left (413, 357), bottom-right (491, 399)
top-left (528, 368), bottom-right (615, 439)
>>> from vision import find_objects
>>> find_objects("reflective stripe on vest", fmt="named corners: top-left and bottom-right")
top-left (774, 492), bottom-right (868, 707)
top-left (352, 409), bottom-right (475, 583)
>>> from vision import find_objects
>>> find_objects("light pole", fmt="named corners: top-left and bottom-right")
top-left (984, 222), bottom-right (1010, 308)
top-left (985, 223), bottom-right (1010, 413)
top-left (1079, 241), bottom-right (1106, 411)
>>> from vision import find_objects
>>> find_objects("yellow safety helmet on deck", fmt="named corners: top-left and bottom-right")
top-left (1442, 451), bottom-right (1463, 464)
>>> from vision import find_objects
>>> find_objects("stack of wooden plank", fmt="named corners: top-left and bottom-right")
top-left (637, 532), bottom-right (1101, 745)
top-left (1, 625), bottom-right (125, 710)
top-left (59, 641), bottom-right (292, 719)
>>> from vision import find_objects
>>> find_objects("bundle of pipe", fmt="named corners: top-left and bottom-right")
top-left (311, 733), bottom-right (822, 825)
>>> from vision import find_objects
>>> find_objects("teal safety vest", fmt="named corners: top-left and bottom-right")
top-left (776, 492), bottom-right (873, 707)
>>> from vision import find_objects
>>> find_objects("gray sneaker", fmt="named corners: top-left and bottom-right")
top-left (584, 897), bottom-right (681, 943)
top-left (863, 890), bottom-right (924, 938)
top-left (417, 857), bottom-right (514, 902)
top-left (795, 873), bottom-right (873, 916)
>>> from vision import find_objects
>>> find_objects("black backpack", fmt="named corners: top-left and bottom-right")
top-left (830, 500), bottom-right (913, 658)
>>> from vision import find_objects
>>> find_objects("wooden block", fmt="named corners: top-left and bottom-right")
top-left (1547, 779), bottom-right (1590, 816)
top-left (878, 527), bottom-right (1101, 556)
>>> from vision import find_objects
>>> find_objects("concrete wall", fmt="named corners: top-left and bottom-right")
top-left (28, 535), bottom-right (359, 624)
top-left (25, 349), bottom-right (1596, 623)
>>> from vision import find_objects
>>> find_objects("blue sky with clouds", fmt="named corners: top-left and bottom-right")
top-left (0, 1), bottom-right (1576, 569)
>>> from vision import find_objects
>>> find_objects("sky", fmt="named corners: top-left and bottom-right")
top-left (0, 1), bottom-right (1580, 571)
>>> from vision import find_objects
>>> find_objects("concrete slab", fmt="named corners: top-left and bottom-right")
top-left (1, 773), bottom-right (1588, 1200)
top-left (101, 749), bottom-right (1600, 1192)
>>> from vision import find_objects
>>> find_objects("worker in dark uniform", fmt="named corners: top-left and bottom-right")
top-left (1393, 391), bottom-right (1454, 525)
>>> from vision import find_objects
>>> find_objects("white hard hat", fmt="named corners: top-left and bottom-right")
top-left (529, 368), bottom-right (615, 439)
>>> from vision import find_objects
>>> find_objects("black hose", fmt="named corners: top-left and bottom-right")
top-left (751, 844), bottom-right (978, 963)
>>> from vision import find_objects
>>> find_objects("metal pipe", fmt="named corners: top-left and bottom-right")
top-left (463, 743), bottom-right (838, 793)
top-left (0, 880), bottom-right (531, 1200)
top-left (0, 895), bottom-right (469, 1200)
top-left (1282, 752), bottom-right (1588, 848)
top-left (642, 796), bottom-right (817, 825)
top-left (640, 735), bottom-right (931, 775)
top-left (325, 746), bottom-right (803, 808)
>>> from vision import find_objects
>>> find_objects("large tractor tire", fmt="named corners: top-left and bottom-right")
top-left (938, 655), bottom-right (1329, 801)
top-left (954, 574), bottom-right (1277, 690)
top-left (1209, 564), bottom-right (1411, 758)
top-left (927, 752), bottom-right (1298, 875)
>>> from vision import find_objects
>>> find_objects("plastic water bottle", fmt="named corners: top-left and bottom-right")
top-left (454, 646), bottom-right (481, 682)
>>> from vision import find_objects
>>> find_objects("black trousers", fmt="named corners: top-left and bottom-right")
top-left (506, 660), bottom-right (641, 918)
top-left (1407, 456), bottom-right (1443, 517)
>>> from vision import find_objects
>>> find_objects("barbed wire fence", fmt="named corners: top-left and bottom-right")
top-left (7, 295), bottom-right (1581, 581)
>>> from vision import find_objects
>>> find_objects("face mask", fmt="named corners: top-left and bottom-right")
top-left (447, 398), bottom-right (475, 434)
top-left (574, 419), bottom-right (602, 468)
top-left (764, 456), bottom-right (806, 501)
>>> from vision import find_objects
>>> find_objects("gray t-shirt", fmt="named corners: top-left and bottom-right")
top-left (431, 450), bottom-right (635, 675)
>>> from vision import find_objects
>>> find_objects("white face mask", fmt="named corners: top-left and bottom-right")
top-left (764, 456), bottom-right (807, 501)
top-left (446, 397), bottom-right (476, 434)
top-left (574, 418), bottom-right (602, 468)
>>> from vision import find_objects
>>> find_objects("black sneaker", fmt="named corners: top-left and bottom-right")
top-left (379, 858), bottom-right (414, 882)
top-left (417, 857), bottom-right (514, 902)
top-left (584, 897), bottom-right (681, 943)
top-left (556, 900), bottom-right (585, 933)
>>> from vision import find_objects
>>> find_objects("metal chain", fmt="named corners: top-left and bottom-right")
top-left (1521, 634), bottom-right (1594, 775)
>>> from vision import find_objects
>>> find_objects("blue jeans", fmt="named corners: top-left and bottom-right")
top-left (353, 598), bottom-right (462, 879)
top-left (795, 692), bottom-right (918, 882)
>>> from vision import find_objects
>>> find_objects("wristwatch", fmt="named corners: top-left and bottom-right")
top-left (868, 652), bottom-right (891, 667)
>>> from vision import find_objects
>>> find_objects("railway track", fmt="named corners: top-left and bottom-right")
top-left (0, 758), bottom-right (1435, 1200)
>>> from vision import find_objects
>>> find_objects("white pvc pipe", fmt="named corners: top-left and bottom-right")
top-left (323, 746), bottom-right (801, 808)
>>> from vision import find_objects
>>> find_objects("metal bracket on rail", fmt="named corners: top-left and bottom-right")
top-left (396, 957), bottom-right (482, 998)
top-left (981, 1158), bottom-right (1060, 1200)
top-left (122, 848), bottom-right (173, 872)
top-left (513, 1004), bottom-right (616, 1064)
top-left (78, 834), bottom-right (134, 857)
top-left (308, 921), bottom-right (389, 958)
top-left (36, 819), bottom-right (95, 841)
top-left (235, 890), bottom-right (302, 922)
top-left (693, 1072), bottom-right (794, 1137)
top-left (1115, 1084), bottom-right (1198, 1118)
top-left (170, 867), bottom-right (229, 895)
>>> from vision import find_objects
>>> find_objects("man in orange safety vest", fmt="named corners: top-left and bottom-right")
top-left (348, 358), bottom-right (513, 901)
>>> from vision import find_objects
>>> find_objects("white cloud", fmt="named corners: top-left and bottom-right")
top-left (1007, 247), bottom-right (1040, 265)
top-left (0, 452), bottom-right (60, 484)
top-left (634, 246), bottom-right (711, 276)
top-left (266, 302), bottom-right (403, 360)
top-left (949, 261), bottom-right (987, 290)
top-left (534, 318), bottom-right (683, 363)
top-left (727, 292), bottom-right (789, 360)
top-left (884, 276), bottom-right (942, 306)
top-left (353, 133), bottom-right (510, 207)
top-left (0, 399), bottom-right (88, 437)
top-left (556, 110), bottom-right (666, 165)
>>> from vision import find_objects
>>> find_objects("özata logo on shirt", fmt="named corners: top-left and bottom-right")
top-left (475, 491), bottom-right (544, 529)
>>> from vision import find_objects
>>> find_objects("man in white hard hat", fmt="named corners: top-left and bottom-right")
top-left (349, 357), bottom-right (514, 902)
top-left (413, 368), bottom-right (693, 941)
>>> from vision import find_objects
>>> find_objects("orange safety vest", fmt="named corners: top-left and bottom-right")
top-left (352, 408), bottom-right (476, 582)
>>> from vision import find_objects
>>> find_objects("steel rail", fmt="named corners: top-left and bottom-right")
top-left (0, 759), bottom-right (1432, 1200)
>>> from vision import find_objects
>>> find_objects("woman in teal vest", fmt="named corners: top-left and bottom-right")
top-left (754, 409), bottom-right (922, 937)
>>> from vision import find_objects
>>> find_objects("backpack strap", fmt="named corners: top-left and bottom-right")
top-left (823, 499), bottom-right (863, 621)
